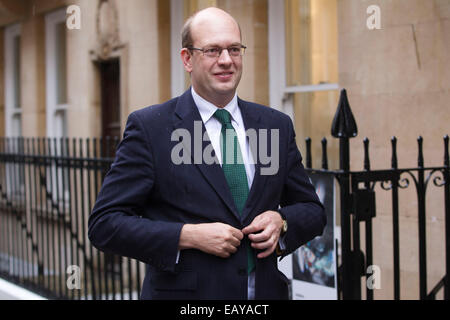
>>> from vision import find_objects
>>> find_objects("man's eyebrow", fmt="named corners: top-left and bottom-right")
top-left (203, 42), bottom-right (243, 47)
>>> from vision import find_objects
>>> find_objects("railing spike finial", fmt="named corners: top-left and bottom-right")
top-left (331, 89), bottom-right (358, 139)
top-left (444, 135), bottom-right (449, 167)
top-left (363, 137), bottom-right (370, 171)
top-left (391, 136), bottom-right (398, 169)
top-left (321, 137), bottom-right (328, 170)
top-left (417, 136), bottom-right (424, 168)
top-left (305, 137), bottom-right (312, 169)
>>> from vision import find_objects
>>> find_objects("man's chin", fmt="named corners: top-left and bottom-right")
top-left (212, 82), bottom-right (238, 95)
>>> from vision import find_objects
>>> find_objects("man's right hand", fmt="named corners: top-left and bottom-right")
top-left (178, 223), bottom-right (244, 258)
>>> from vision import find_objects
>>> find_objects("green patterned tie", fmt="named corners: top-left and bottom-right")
top-left (213, 109), bottom-right (255, 274)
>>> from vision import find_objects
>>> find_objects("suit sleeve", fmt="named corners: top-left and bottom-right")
top-left (278, 117), bottom-right (326, 257)
top-left (88, 112), bottom-right (183, 272)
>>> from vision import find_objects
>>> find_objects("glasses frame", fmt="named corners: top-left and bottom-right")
top-left (187, 44), bottom-right (247, 58)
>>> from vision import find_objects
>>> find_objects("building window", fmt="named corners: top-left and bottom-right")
top-left (285, 0), bottom-right (338, 87)
top-left (46, 9), bottom-right (68, 138)
top-left (4, 23), bottom-right (25, 199)
top-left (269, 0), bottom-right (339, 168)
top-left (45, 9), bottom-right (69, 205)
top-left (170, 0), bottom-right (185, 98)
top-left (5, 23), bottom-right (22, 137)
top-left (55, 21), bottom-right (68, 106)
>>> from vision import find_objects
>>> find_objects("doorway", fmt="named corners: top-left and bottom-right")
top-left (99, 59), bottom-right (121, 140)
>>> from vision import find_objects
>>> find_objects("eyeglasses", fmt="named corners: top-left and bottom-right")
top-left (187, 45), bottom-right (247, 58)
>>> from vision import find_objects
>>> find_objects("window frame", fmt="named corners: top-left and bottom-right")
top-left (170, 0), bottom-right (185, 98)
top-left (45, 8), bottom-right (68, 138)
top-left (269, 0), bottom-right (340, 283)
top-left (4, 23), bottom-right (22, 137)
top-left (268, 0), bottom-right (339, 121)
top-left (45, 9), bottom-right (70, 208)
top-left (3, 23), bottom-right (26, 200)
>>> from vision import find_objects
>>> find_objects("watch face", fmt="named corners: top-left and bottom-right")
top-left (282, 220), bottom-right (288, 233)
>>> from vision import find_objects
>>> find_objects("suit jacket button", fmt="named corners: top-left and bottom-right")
top-left (238, 268), bottom-right (246, 276)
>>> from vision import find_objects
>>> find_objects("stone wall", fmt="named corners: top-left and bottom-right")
top-left (338, 0), bottom-right (450, 299)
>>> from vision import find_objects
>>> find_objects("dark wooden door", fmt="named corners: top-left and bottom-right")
top-left (100, 59), bottom-right (121, 140)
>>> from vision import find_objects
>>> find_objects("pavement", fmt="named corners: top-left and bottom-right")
top-left (0, 278), bottom-right (46, 300)
top-left (0, 290), bottom-right (17, 300)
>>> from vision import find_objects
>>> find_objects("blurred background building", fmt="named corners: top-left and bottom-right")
top-left (0, 0), bottom-right (448, 300)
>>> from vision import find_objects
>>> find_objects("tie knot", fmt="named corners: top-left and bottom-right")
top-left (213, 109), bottom-right (232, 125)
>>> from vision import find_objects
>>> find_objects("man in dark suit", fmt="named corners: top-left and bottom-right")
top-left (88, 7), bottom-right (325, 300)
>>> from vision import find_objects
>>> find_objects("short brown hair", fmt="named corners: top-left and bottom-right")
top-left (181, 14), bottom-right (196, 49)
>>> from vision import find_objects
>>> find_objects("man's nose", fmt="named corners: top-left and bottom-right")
top-left (217, 48), bottom-right (233, 65)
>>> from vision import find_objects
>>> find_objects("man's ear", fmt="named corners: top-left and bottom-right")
top-left (181, 48), bottom-right (193, 73)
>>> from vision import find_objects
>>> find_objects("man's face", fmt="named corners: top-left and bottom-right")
top-left (183, 14), bottom-right (243, 106)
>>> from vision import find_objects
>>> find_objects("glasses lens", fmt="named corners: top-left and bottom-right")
top-left (202, 46), bottom-right (245, 58)
top-left (204, 47), bottom-right (220, 57)
top-left (228, 47), bottom-right (242, 56)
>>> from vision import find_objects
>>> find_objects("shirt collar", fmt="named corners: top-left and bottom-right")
top-left (191, 87), bottom-right (240, 126)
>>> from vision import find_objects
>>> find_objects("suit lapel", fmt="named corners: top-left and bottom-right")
top-left (238, 99), bottom-right (270, 222)
top-left (172, 89), bottom-right (240, 221)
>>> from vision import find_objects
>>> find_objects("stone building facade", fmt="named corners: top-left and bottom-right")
top-left (0, 0), bottom-right (449, 299)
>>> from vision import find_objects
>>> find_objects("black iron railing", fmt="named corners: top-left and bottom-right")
top-left (0, 137), bottom-right (145, 300)
top-left (0, 90), bottom-right (449, 300)
top-left (302, 89), bottom-right (449, 300)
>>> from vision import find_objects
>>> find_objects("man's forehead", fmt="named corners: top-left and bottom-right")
top-left (192, 8), bottom-right (239, 27)
top-left (190, 10), bottom-right (241, 45)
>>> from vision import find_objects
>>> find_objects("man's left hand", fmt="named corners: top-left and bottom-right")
top-left (242, 210), bottom-right (283, 259)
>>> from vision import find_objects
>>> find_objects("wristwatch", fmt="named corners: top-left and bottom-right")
top-left (281, 218), bottom-right (288, 235)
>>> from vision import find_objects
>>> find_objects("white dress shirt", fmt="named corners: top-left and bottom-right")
top-left (177, 88), bottom-right (256, 299)
top-left (176, 88), bottom-right (284, 299)
top-left (191, 87), bottom-right (255, 188)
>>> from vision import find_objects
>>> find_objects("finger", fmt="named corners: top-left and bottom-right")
top-left (227, 244), bottom-right (238, 254)
top-left (216, 249), bottom-right (231, 258)
top-left (217, 243), bottom-right (237, 257)
top-left (218, 244), bottom-right (237, 258)
top-left (257, 242), bottom-right (278, 259)
top-left (242, 221), bottom-right (264, 235)
top-left (224, 228), bottom-right (242, 247)
top-left (241, 225), bottom-right (254, 235)
top-left (248, 218), bottom-right (280, 242)
top-left (251, 236), bottom-right (275, 250)
top-left (248, 228), bottom-right (271, 243)
top-left (230, 228), bottom-right (244, 241)
top-left (228, 236), bottom-right (241, 248)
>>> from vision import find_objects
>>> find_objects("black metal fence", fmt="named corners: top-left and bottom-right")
top-left (0, 90), bottom-right (448, 300)
top-left (303, 89), bottom-right (449, 300)
top-left (0, 137), bottom-right (146, 299)
top-left (304, 135), bottom-right (449, 300)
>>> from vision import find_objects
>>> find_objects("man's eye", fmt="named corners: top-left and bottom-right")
top-left (229, 47), bottom-right (240, 53)
top-left (206, 48), bottom-right (220, 54)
